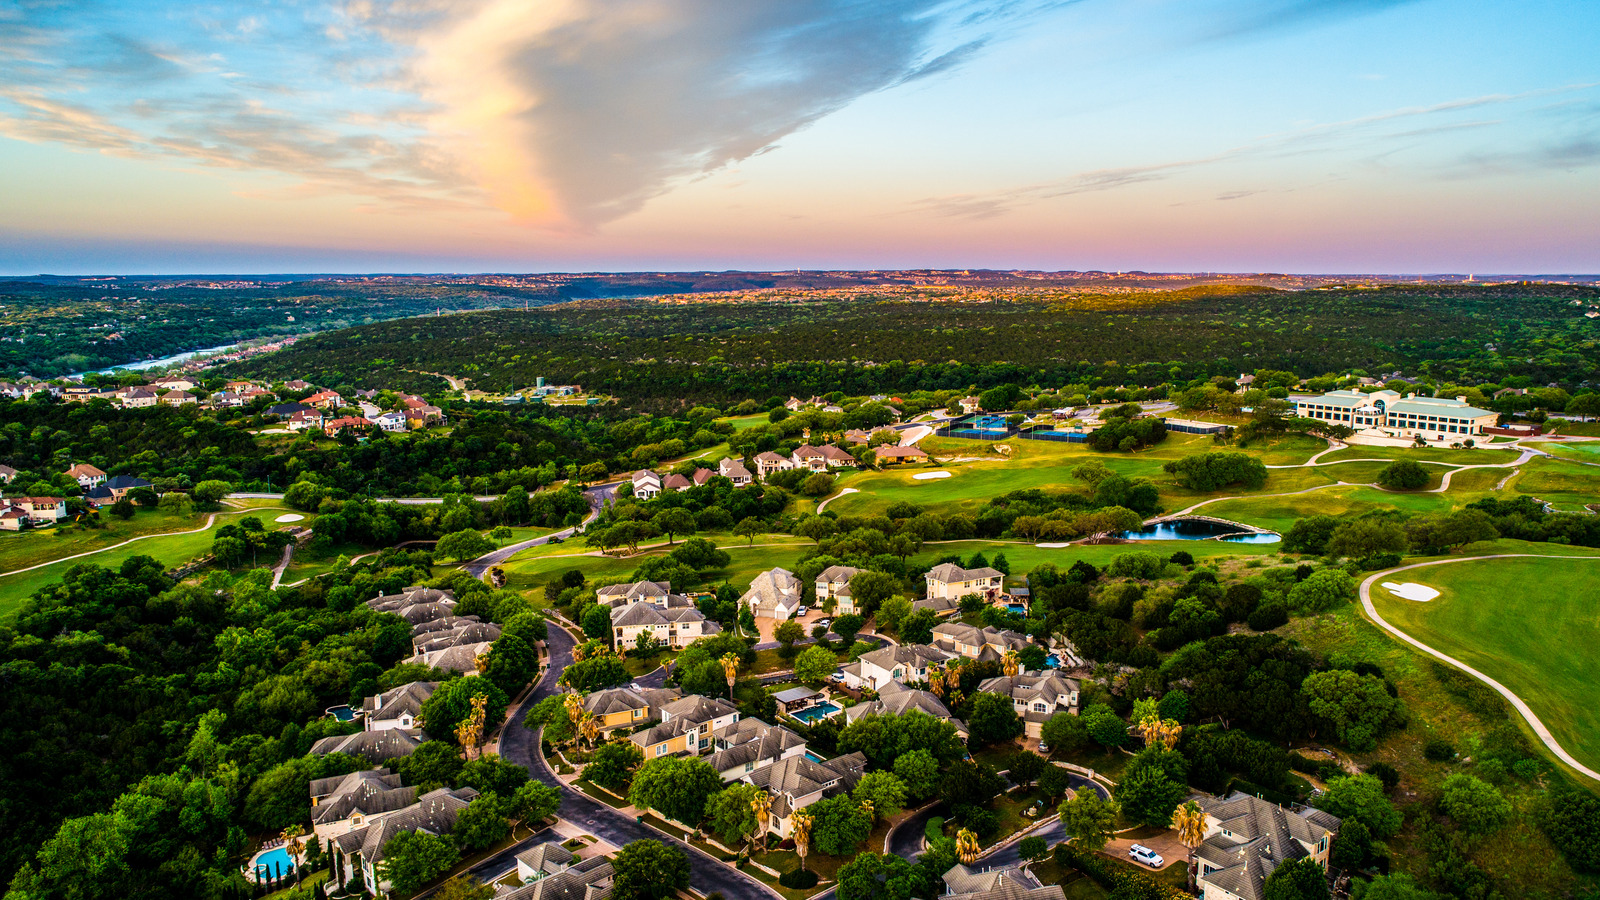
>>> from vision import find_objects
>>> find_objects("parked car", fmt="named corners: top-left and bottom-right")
top-left (1128, 845), bottom-right (1163, 868)
top-left (814, 618), bottom-right (833, 631)
top-left (1038, 742), bottom-right (1050, 754)
top-left (795, 606), bottom-right (809, 617)
top-left (828, 672), bottom-right (846, 684)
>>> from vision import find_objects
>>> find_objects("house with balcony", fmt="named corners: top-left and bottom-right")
top-left (839, 643), bottom-right (952, 691)
top-left (706, 717), bottom-right (808, 781)
top-left (931, 622), bottom-right (1032, 663)
top-left (308, 768), bottom-right (417, 841)
top-left (630, 695), bottom-right (740, 760)
top-left (978, 672), bottom-right (1080, 737)
top-left (925, 563), bottom-right (1006, 603)
top-left (815, 565), bottom-right (861, 615)
top-left (583, 685), bottom-right (683, 737)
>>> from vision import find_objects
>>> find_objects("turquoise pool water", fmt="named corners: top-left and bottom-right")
top-left (789, 702), bottom-right (842, 724)
top-left (805, 750), bottom-right (827, 763)
top-left (251, 846), bottom-right (294, 882)
top-left (327, 705), bottom-right (355, 721)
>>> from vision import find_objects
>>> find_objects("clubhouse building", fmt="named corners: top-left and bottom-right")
top-left (1295, 390), bottom-right (1498, 442)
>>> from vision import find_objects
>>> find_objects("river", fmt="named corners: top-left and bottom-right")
top-left (75, 342), bottom-right (241, 377)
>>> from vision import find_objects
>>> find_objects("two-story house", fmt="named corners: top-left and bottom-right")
top-left (843, 680), bottom-right (968, 739)
top-left (361, 681), bottom-right (438, 732)
top-left (718, 457), bottom-right (754, 486)
top-left (631, 469), bottom-right (662, 500)
top-left (333, 786), bottom-right (478, 894)
top-left (582, 685), bottom-right (683, 737)
top-left (629, 695), bottom-right (740, 760)
top-left (502, 844), bottom-right (614, 900)
top-left (753, 451), bottom-right (794, 478)
top-left (840, 643), bottom-right (952, 691)
top-left (977, 673), bottom-right (1080, 738)
top-left (308, 769), bottom-right (417, 841)
top-left (706, 717), bottom-right (809, 781)
top-left (931, 622), bottom-right (1032, 663)
top-left (925, 563), bottom-right (1006, 603)
top-left (66, 463), bottom-right (106, 488)
top-left (1193, 792), bottom-right (1341, 900)
top-left (814, 565), bottom-right (861, 615)
top-left (741, 752), bottom-right (868, 838)
top-left (942, 862), bottom-right (1065, 900)
top-left (611, 601), bottom-right (721, 650)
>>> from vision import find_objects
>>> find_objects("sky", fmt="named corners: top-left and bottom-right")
top-left (1, 0), bottom-right (1597, 275)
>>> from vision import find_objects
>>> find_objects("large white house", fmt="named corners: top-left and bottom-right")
top-left (742, 568), bottom-right (803, 620)
top-left (840, 643), bottom-right (952, 691)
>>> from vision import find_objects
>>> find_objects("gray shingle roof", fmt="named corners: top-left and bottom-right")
top-left (310, 728), bottom-right (425, 763)
top-left (1193, 792), bottom-right (1341, 900)
top-left (362, 681), bottom-right (439, 724)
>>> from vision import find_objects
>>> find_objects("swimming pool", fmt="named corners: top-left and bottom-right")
top-left (1044, 653), bottom-right (1061, 669)
top-left (326, 705), bottom-right (356, 722)
top-left (1120, 518), bottom-right (1281, 544)
top-left (1005, 604), bottom-right (1027, 614)
top-left (250, 846), bottom-right (295, 882)
top-left (789, 701), bottom-right (842, 724)
top-left (805, 750), bottom-right (828, 763)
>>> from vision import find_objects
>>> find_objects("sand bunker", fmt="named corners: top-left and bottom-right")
top-left (912, 471), bottom-right (952, 480)
top-left (274, 513), bottom-right (306, 523)
top-left (1383, 582), bottom-right (1440, 602)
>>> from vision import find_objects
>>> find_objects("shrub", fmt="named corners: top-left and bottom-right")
top-left (1247, 600), bottom-right (1289, 631)
top-left (1424, 740), bottom-right (1457, 762)
top-left (778, 869), bottom-right (819, 889)
top-left (1365, 762), bottom-right (1400, 792)
top-left (1378, 459), bottom-right (1430, 490)
top-left (924, 816), bottom-right (945, 844)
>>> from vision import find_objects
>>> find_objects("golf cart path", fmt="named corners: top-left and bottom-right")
top-left (0, 513), bottom-right (219, 578)
top-left (1359, 555), bottom-right (1600, 785)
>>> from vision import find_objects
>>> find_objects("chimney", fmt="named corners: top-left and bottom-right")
top-left (1457, 396), bottom-right (1467, 403)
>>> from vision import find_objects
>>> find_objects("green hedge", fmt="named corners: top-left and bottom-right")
top-left (778, 868), bottom-right (819, 889)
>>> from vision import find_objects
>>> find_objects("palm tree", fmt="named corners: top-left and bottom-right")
top-left (456, 694), bottom-right (488, 760)
top-left (1002, 649), bottom-right (1019, 678)
top-left (564, 692), bottom-right (585, 729)
top-left (792, 811), bottom-right (814, 873)
top-left (927, 664), bottom-right (945, 697)
top-left (956, 828), bottom-right (981, 864)
top-left (579, 712), bottom-right (601, 748)
top-left (720, 652), bottom-right (741, 701)
top-left (1172, 800), bottom-right (1207, 893)
top-left (750, 790), bottom-right (772, 857)
top-left (280, 825), bottom-right (306, 885)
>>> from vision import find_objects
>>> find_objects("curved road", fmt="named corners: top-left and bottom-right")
top-left (495, 624), bottom-right (780, 900)
top-left (1359, 555), bottom-right (1600, 784)
top-left (464, 482), bottom-right (619, 578)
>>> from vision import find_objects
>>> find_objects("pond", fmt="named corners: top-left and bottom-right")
top-left (1120, 518), bottom-right (1281, 544)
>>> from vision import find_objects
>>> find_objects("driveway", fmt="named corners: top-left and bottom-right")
top-left (497, 625), bottom-right (778, 900)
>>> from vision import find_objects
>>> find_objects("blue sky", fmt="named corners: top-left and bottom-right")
top-left (1, 0), bottom-right (1596, 274)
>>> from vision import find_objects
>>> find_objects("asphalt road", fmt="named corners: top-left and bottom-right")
top-left (495, 624), bottom-right (779, 900)
top-left (464, 481), bottom-right (619, 578)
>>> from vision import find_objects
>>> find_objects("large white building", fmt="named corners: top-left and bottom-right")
top-left (1295, 389), bottom-right (1497, 441)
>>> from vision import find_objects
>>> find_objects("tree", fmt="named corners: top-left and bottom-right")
top-left (1288, 570), bottom-right (1356, 614)
top-left (875, 596), bottom-right (913, 633)
top-left (419, 678), bottom-right (509, 745)
top-left (579, 462), bottom-right (609, 483)
top-left (837, 852), bottom-right (918, 900)
top-left (394, 742), bottom-right (466, 793)
top-left (1568, 393), bottom-right (1600, 422)
top-left (1350, 874), bottom-right (1443, 900)
top-left (1542, 787), bottom-right (1600, 873)
top-left (192, 479), bottom-right (232, 508)
top-left (707, 782), bottom-right (761, 847)
top-left (796, 515), bottom-right (838, 543)
top-left (611, 839), bottom-right (690, 900)
top-left (1059, 790), bottom-right (1118, 853)
top-left (437, 528), bottom-right (496, 562)
top-left (1006, 751), bottom-right (1047, 789)
top-left (893, 748), bottom-right (941, 802)
top-left (1162, 452), bottom-right (1269, 492)
top-left (1316, 774), bottom-right (1401, 838)
top-left (795, 645), bottom-right (837, 686)
top-left (851, 771), bottom-right (907, 822)
top-left (1263, 857), bottom-right (1330, 900)
top-left (628, 757), bottom-right (722, 824)
top-left (1172, 800), bottom-right (1207, 893)
top-left (967, 692), bottom-right (1023, 746)
top-left (1378, 460), bottom-right (1430, 491)
top-left (1327, 518), bottom-right (1408, 561)
top-left (1301, 670), bottom-right (1407, 751)
top-left (435, 876), bottom-right (496, 900)
top-left (454, 793), bottom-right (512, 851)
top-left (1019, 835), bottom-right (1049, 863)
top-left (1040, 711), bottom-right (1090, 755)
top-left (582, 604), bottom-right (614, 643)
top-left (1115, 747), bottom-right (1189, 827)
top-left (377, 830), bottom-right (458, 895)
top-left (1037, 766), bottom-right (1075, 803)
top-left (832, 613), bottom-right (864, 646)
top-left (284, 480), bottom-right (326, 511)
top-left (809, 794), bottom-right (873, 856)
top-left (1439, 773), bottom-right (1512, 835)
top-left (458, 755), bottom-right (530, 796)
top-left (110, 497), bottom-right (136, 520)
top-left (734, 517), bottom-right (764, 545)
top-left (585, 742), bottom-right (644, 793)
top-left (483, 633), bottom-right (540, 696)
top-left (774, 619), bottom-right (806, 657)
top-left (560, 654), bottom-right (629, 692)
top-left (848, 571), bottom-right (898, 616)
top-left (1081, 704), bottom-right (1127, 749)
top-left (652, 508), bottom-right (696, 544)
top-left (508, 780), bottom-right (561, 830)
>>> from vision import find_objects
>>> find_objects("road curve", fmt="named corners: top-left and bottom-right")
top-left (463, 482), bottom-right (619, 578)
top-left (1358, 555), bottom-right (1600, 784)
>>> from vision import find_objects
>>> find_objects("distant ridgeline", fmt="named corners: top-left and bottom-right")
top-left (228, 283), bottom-right (1600, 410)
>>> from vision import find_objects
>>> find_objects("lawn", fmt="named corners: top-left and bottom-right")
top-left (1512, 457), bottom-right (1600, 511)
top-left (1200, 484), bottom-right (1494, 534)
top-left (500, 535), bottom-right (814, 593)
top-left (1537, 440), bottom-right (1600, 464)
top-left (0, 505), bottom-right (236, 574)
top-left (1319, 445), bottom-right (1521, 465)
top-left (1370, 554), bottom-right (1600, 773)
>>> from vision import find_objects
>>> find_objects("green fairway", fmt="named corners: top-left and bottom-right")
top-left (1512, 457), bottom-right (1600, 511)
top-left (1371, 554), bottom-right (1600, 773)
top-left (0, 524), bottom-right (225, 618)
top-left (0, 507), bottom-right (224, 574)
top-left (1537, 440), bottom-right (1600, 464)
top-left (1200, 484), bottom-right (1492, 533)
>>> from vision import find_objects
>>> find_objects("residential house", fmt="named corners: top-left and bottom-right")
top-left (925, 563), bottom-right (1006, 602)
top-left (404, 403), bottom-right (446, 426)
top-left (362, 681), bottom-right (438, 732)
top-left (0, 463), bottom-right (16, 483)
top-left (718, 457), bottom-right (753, 486)
top-left (267, 401), bottom-right (313, 418)
top-left (978, 673), bottom-right (1080, 738)
top-left (741, 752), bottom-right (868, 838)
top-left (308, 768), bottom-right (417, 841)
top-left (66, 463), bottom-right (107, 487)
top-left (103, 475), bottom-right (153, 501)
top-left (844, 680), bottom-right (967, 738)
top-left (753, 451), bottom-right (794, 478)
top-left (0, 507), bottom-right (27, 530)
top-left (840, 643), bottom-right (952, 691)
top-left (324, 415), bottom-right (374, 435)
top-left (814, 565), bottom-right (861, 615)
top-left (288, 409), bottom-right (325, 432)
top-left (662, 472), bottom-right (692, 491)
top-left (931, 622), bottom-right (1032, 663)
top-left (629, 694), bottom-right (740, 760)
top-left (210, 391), bottom-right (246, 408)
top-left (631, 469), bottom-right (662, 500)
top-left (816, 444), bottom-right (857, 468)
top-left (596, 580), bottom-right (674, 608)
top-left (941, 863), bottom-right (1065, 900)
top-left (160, 390), bottom-right (197, 406)
top-left (8, 497), bottom-right (67, 524)
top-left (582, 685), bottom-right (683, 737)
top-left (119, 387), bottom-right (158, 408)
top-left (742, 568), bottom-right (802, 621)
top-left (376, 411), bottom-right (408, 433)
top-left (910, 595), bottom-right (961, 617)
top-left (412, 620), bottom-right (501, 655)
top-left (707, 717), bottom-right (808, 782)
top-left (874, 445), bottom-right (929, 464)
top-left (960, 397), bottom-right (981, 414)
top-left (333, 786), bottom-right (479, 894)
top-left (790, 445), bottom-right (828, 471)
top-left (502, 845), bottom-right (614, 900)
top-left (310, 728), bottom-right (425, 764)
top-left (691, 467), bottom-right (715, 487)
top-left (1193, 792), bottom-right (1341, 900)
top-left (407, 642), bottom-right (495, 673)
top-left (611, 600), bottom-right (721, 651)
top-left (304, 390), bottom-right (345, 410)
top-left (283, 380), bottom-right (315, 392)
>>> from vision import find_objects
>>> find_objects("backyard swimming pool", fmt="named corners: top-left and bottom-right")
top-left (789, 702), bottom-right (842, 724)
top-left (805, 750), bottom-right (828, 763)
top-left (250, 846), bottom-right (295, 882)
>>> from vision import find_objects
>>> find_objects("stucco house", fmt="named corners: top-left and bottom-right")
top-left (978, 672), bottom-right (1080, 737)
top-left (706, 717), bottom-right (808, 781)
top-left (361, 681), bottom-right (438, 732)
top-left (814, 565), bottom-right (861, 615)
top-left (840, 643), bottom-right (952, 691)
top-left (843, 680), bottom-right (968, 738)
top-left (630, 694), bottom-right (740, 760)
top-left (931, 622), bottom-right (1031, 663)
top-left (582, 685), bottom-right (683, 737)
top-left (308, 768), bottom-right (417, 841)
top-left (742, 568), bottom-right (803, 621)
top-left (753, 451), bottom-right (794, 478)
top-left (925, 563), bottom-right (1005, 602)
top-left (631, 469), bottom-right (662, 500)
top-left (741, 752), bottom-right (868, 838)
top-left (942, 862), bottom-right (1064, 900)
top-left (66, 463), bottom-right (106, 487)
top-left (718, 457), bottom-right (754, 486)
top-left (1193, 792), bottom-right (1341, 900)
top-left (333, 786), bottom-right (478, 894)
top-left (611, 600), bottom-right (720, 650)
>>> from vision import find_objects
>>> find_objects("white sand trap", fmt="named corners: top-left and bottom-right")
top-left (912, 471), bottom-right (952, 480)
top-left (274, 513), bottom-right (306, 523)
top-left (1036, 542), bottom-right (1073, 549)
top-left (1383, 582), bottom-right (1440, 602)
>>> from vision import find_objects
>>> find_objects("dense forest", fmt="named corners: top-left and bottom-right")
top-left (229, 284), bottom-right (1600, 409)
